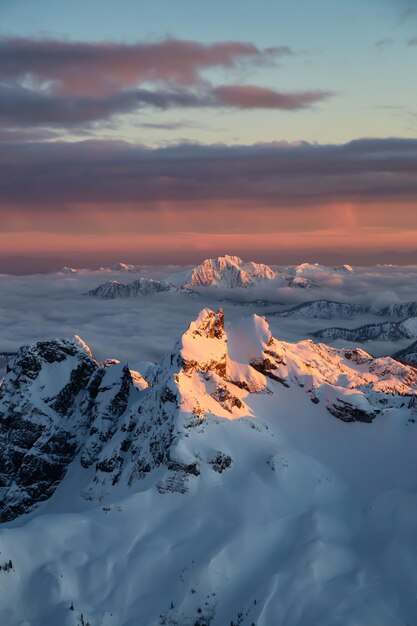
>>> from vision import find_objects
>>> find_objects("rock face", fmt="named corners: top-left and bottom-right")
top-left (1, 309), bottom-right (417, 522)
top-left (314, 317), bottom-right (417, 342)
top-left (0, 352), bottom-right (16, 378)
top-left (168, 255), bottom-right (314, 289)
top-left (86, 277), bottom-right (192, 298)
top-left (0, 338), bottom-right (142, 521)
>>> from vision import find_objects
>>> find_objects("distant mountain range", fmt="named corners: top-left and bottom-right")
top-left (314, 317), bottom-right (417, 342)
top-left (86, 278), bottom-right (191, 298)
top-left (86, 256), bottom-right (320, 297)
top-left (274, 300), bottom-right (371, 319)
top-left (274, 300), bottom-right (417, 321)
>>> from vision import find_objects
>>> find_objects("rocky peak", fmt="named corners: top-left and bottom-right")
top-left (187, 308), bottom-right (225, 340)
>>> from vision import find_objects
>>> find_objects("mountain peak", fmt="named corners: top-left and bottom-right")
top-left (111, 262), bottom-right (142, 272)
top-left (187, 307), bottom-right (225, 339)
top-left (168, 255), bottom-right (276, 288)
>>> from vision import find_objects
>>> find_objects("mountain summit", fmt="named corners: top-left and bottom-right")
top-left (168, 255), bottom-right (313, 289)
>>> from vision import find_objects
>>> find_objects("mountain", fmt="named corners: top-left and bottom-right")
top-left (287, 262), bottom-right (355, 277)
top-left (1, 309), bottom-right (417, 625)
top-left (86, 277), bottom-right (192, 298)
top-left (168, 255), bottom-right (314, 289)
top-left (60, 266), bottom-right (78, 274)
top-left (276, 299), bottom-right (417, 321)
top-left (393, 340), bottom-right (417, 366)
top-left (314, 317), bottom-right (417, 342)
top-left (111, 262), bottom-right (142, 272)
top-left (274, 300), bottom-right (372, 319)
top-left (377, 301), bottom-right (417, 320)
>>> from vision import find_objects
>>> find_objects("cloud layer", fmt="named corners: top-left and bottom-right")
top-left (0, 37), bottom-right (330, 127)
top-left (1, 137), bottom-right (415, 209)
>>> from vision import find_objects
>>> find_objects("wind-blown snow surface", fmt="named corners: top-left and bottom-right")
top-left (0, 309), bottom-right (417, 625)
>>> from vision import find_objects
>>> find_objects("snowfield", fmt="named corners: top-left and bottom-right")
top-left (0, 305), bottom-right (417, 626)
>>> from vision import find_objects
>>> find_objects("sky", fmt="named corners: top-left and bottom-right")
top-left (0, 0), bottom-right (416, 271)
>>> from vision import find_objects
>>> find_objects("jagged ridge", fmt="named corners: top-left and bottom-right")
top-left (1, 308), bottom-right (417, 522)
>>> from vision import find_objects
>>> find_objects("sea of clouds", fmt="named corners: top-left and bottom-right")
top-left (0, 264), bottom-right (417, 368)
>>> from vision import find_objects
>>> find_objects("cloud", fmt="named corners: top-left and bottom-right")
top-left (0, 137), bottom-right (415, 210)
top-left (0, 84), bottom-right (332, 128)
top-left (0, 37), bottom-right (292, 95)
top-left (399, 7), bottom-right (416, 25)
top-left (374, 38), bottom-right (394, 48)
top-left (407, 36), bottom-right (417, 45)
top-left (1, 267), bottom-right (417, 365)
top-left (210, 85), bottom-right (332, 109)
top-left (0, 36), bottom-right (330, 128)
top-left (0, 128), bottom-right (59, 142)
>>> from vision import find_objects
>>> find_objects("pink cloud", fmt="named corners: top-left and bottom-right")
top-left (0, 38), bottom-right (291, 96)
top-left (212, 84), bottom-right (332, 109)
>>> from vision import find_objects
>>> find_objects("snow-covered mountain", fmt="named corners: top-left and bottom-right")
top-left (86, 277), bottom-right (192, 298)
top-left (111, 262), bottom-right (142, 273)
top-left (393, 340), bottom-right (417, 366)
top-left (275, 299), bottom-right (417, 321)
top-left (1, 309), bottom-right (417, 625)
top-left (60, 266), bottom-right (78, 274)
top-left (274, 300), bottom-right (372, 319)
top-left (168, 255), bottom-right (314, 289)
top-left (377, 301), bottom-right (417, 320)
top-left (285, 262), bottom-right (355, 278)
top-left (314, 317), bottom-right (417, 342)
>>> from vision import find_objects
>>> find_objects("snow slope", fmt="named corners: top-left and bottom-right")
top-left (0, 310), bottom-right (417, 625)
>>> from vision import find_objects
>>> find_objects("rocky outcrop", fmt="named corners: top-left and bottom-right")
top-left (0, 338), bottom-right (139, 521)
